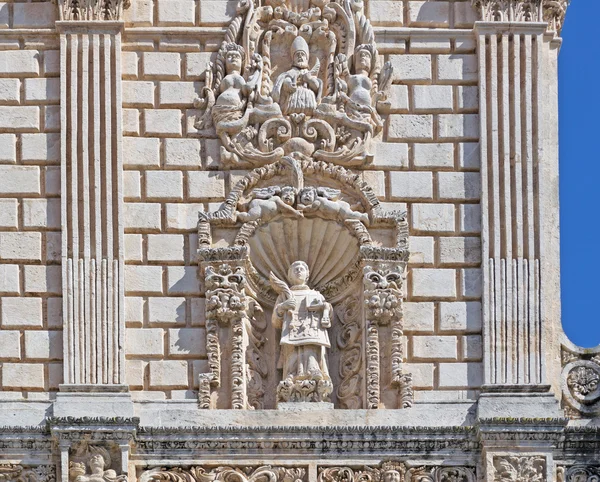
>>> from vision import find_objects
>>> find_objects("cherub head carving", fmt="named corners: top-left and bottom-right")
top-left (280, 186), bottom-right (297, 206)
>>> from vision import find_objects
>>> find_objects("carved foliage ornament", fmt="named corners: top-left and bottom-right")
top-left (0, 465), bottom-right (56, 482)
top-left (195, 0), bottom-right (393, 167)
top-left (54, 0), bottom-right (130, 20)
top-left (561, 346), bottom-right (600, 418)
top-left (317, 462), bottom-right (476, 482)
top-left (493, 456), bottom-right (546, 482)
top-left (140, 466), bottom-right (306, 482)
top-left (471, 0), bottom-right (569, 32)
top-left (200, 264), bottom-right (267, 409)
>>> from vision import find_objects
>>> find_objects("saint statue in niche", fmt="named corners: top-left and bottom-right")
top-left (272, 36), bottom-right (323, 116)
top-left (69, 447), bottom-right (125, 482)
top-left (270, 260), bottom-right (333, 403)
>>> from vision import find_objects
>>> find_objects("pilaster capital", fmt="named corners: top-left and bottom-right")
top-left (472, 0), bottom-right (569, 33)
top-left (54, 0), bottom-right (130, 21)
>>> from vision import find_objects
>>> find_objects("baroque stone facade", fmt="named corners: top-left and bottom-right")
top-left (0, 0), bottom-right (591, 481)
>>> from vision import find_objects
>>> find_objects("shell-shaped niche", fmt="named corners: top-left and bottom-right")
top-left (247, 217), bottom-right (360, 297)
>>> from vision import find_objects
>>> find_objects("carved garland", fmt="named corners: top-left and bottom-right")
top-left (140, 466), bottom-right (306, 482)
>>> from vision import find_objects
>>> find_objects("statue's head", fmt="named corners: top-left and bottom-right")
top-left (291, 36), bottom-right (310, 69)
top-left (222, 42), bottom-right (245, 73)
top-left (280, 186), bottom-right (296, 206)
top-left (88, 447), bottom-right (111, 472)
top-left (382, 470), bottom-right (401, 482)
top-left (380, 462), bottom-right (405, 482)
top-left (288, 260), bottom-right (309, 285)
top-left (355, 44), bottom-right (375, 74)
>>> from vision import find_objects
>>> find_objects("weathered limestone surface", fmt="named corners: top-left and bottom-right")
top-left (0, 0), bottom-right (593, 482)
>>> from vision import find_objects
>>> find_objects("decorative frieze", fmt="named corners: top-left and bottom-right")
top-left (140, 466), bottom-right (307, 482)
top-left (557, 466), bottom-right (600, 482)
top-left (318, 463), bottom-right (476, 482)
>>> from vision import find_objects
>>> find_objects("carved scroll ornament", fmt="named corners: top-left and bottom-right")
top-left (194, 0), bottom-right (393, 167)
top-left (0, 465), bottom-right (56, 482)
top-left (140, 466), bottom-right (306, 482)
top-left (561, 345), bottom-right (600, 418)
top-left (318, 462), bottom-right (476, 482)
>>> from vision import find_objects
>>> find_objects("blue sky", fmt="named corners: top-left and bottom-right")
top-left (559, 1), bottom-right (600, 347)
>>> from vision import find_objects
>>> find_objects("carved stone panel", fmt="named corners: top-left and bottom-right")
top-left (194, 0), bottom-right (393, 167)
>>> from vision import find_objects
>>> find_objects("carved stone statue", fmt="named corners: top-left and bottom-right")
top-left (270, 260), bottom-right (333, 403)
top-left (69, 447), bottom-right (126, 482)
top-left (273, 36), bottom-right (323, 117)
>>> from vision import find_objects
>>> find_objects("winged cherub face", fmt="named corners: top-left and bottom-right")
top-left (299, 188), bottom-right (316, 205)
top-left (280, 187), bottom-right (296, 206)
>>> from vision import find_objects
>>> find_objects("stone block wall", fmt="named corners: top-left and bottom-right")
top-left (0, 1), bottom-right (62, 396)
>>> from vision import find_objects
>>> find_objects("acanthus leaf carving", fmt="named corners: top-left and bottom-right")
top-left (471, 0), bottom-right (569, 32)
top-left (493, 456), bottom-right (546, 482)
top-left (194, 0), bottom-right (393, 168)
top-left (54, 0), bottom-right (130, 20)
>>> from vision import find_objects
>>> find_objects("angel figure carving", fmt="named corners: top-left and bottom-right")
top-left (195, 42), bottom-right (262, 138)
top-left (270, 261), bottom-right (333, 402)
top-left (237, 186), bottom-right (303, 223)
top-left (273, 36), bottom-right (323, 116)
top-left (334, 44), bottom-right (393, 133)
top-left (297, 186), bottom-right (370, 225)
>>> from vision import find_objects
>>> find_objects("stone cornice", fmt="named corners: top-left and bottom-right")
top-left (472, 0), bottom-right (569, 32)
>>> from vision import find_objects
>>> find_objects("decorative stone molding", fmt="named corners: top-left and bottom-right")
top-left (561, 345), bottom-right (600, 418)
top-left (140, 466), bottom-right (307, 482)
top-left (193, 0), bottom-right (393, 167)
top-left (493, 456), bottom-right (546, 482)
top-left (55, 0), bottom-right (130, 21)
top-left (0, 465), bottom-right (56, 482)
top-left (471, 0), bottom-right (569, 32)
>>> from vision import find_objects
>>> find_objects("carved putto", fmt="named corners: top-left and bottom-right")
top-left (195, 0), bottom-right (393, 166)
top-left (493, 456), bottom-right (545, 482)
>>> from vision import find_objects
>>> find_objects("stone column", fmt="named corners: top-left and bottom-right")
top-left (472, 2), bottom-right (568, 481)
top-left (54, 1), bottom-right (131, 417)
top-left (473, 0), bottom-right (566, 405)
